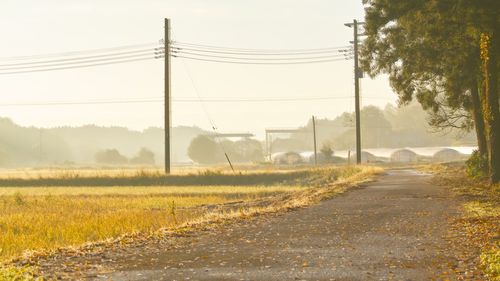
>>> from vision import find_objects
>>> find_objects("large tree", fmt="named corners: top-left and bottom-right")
top-left (360, 0), bottom-right (499, 183)
top-left (188, 136), bottom-right (223, 164)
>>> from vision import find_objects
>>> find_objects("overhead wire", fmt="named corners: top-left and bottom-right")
top-left (0, 41), bottom-right (353, 74)
top-left (171, 50), bottom-right (350, 61)
top-left (0, 53), bottom-right (159, 71)
top-left (179, 58), bottom-right (239, 172)
top-left (0, 56), bottom-right (159, 75)
top-left (0, 96), bottom-right (392, 107)
top-left (0, 48), bottom-right (157, 68)
top-left (172, 41), bottom-right (352, 52)
top-left (0, 42), bottom-right (159, 62)
top-left (170, 46), bottom-right (352, 56)
top-left (171, 55), bottom-right (352, 65)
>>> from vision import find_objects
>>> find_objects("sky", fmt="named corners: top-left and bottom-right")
top-left (0, 0), bottom-right (397, 139)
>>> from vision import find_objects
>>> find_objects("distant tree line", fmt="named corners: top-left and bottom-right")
top-left (188, 136), bottom-right (264, 165)
top-left (0, 119), bottom-right (209, 167)
top-left (270, 103), bottom-right (476, 154)
top-left (94, 148), bottom-right (155, 165)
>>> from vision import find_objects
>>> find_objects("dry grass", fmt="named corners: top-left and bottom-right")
top-left (0, 165), bottom-right (380, 269)
top-left (0, 266), bottom-right (40, 281)
top-left (0, 165), bottom-right (310, 180)
top-left (0, 187), bottom-right (301, 262)
top-left (0, 167), bottom-right (342, 188)
top-left (426, 164), bottom-right (499, 280)
top-left (0, 185), bottom-right (303, 197)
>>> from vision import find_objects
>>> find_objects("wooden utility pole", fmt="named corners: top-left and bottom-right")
top-left (39, 129), bottom-right (42, 164)
top-left (164, 18), bottom-right (171, 174)
top-left (345, 19), bottom-right (364, 164)
top-left (312, 116), bottom-right (318, 166)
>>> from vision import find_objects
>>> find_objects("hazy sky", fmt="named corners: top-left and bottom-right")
top-left (0, 0), bottom-right (397, 138)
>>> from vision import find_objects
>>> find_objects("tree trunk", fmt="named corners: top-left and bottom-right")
top-left (481, 32), bottom-right (500, 184)
top-left (470, 81), bottom-right (487, 157)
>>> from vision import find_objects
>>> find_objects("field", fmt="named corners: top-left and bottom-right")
top-left (0, 166), bottom-right (375, 265)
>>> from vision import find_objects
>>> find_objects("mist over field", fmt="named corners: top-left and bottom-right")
top-left (0, 0), bottom-right (498, 280)
top-left (0, 102), bottom-right (475, 167)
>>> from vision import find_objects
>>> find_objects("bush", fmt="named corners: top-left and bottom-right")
top-left (130, 148), bottom-right (155, 165)
top-left (95, 149), bottom-right (128, 165)
top-left (466, 150), bottom-right (488, 179)
top-left (188, 136), bottom-right (223, 164)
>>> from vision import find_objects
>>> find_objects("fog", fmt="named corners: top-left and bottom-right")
top-left (0, 102), bottom-right (476, 167)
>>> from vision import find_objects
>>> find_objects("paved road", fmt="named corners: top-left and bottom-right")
top-left (97, 169), bottom-right (458, 280)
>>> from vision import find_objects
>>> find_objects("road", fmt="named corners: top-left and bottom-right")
top-left (71, 169), bottom-right (459, 281)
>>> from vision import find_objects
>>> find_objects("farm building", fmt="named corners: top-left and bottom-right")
top-left (299, 151), bottom-right (346, 164)
top-left (410, 147), bottom-right (470, 162)
top-left (271, 151), bottom-right (304, 165)
top-left (364, 148), bottom-right (394, 162)
top-left (269, 146), bottom-right (475, 165)
top-left (433, 148), bottom-right (464, 162)
top-left (390, 149), bottom-right (418, 163)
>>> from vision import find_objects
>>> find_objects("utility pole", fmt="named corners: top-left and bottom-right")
top-left (164, 18), bottom-right (171, 174)
top-left (312, 116), bottom-right (318, 166)
top-left (39, 129), bottom-right (42, 164)
top-left (345, 19), bottom-right (364, 164)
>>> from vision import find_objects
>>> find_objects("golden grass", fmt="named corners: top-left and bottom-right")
top-left (0, 165), bottom-right (382, 278)
top-left (0, 165), bottom-right (304, 180)
top-left (481, 249), bottom-right (500, 281)
top-left (0, 185), bottom-right (304, 197)
top-left (0, 186), bottom-right (304, 261)
top-left (0, 266), bottom-right (40, 281)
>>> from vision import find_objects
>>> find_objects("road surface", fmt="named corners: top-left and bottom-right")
top-left (63, 169), bottom-right (459, 280)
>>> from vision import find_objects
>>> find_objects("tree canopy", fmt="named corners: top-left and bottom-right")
top-left (360, 0), bottom-right (499, 182)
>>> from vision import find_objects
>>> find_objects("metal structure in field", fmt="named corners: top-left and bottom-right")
top-left (264, 128), bottom-right (302, 161)
top-left (203, 133), bottom-right (255, 139)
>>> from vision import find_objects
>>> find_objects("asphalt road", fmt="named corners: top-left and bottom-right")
top-left (91, 169), bottom-right (459, 281)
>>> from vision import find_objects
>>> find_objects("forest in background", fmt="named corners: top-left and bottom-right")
top-left (270, 102), bottom-right (476, 153)
top-left (0, 102), bottom-right (476, 167)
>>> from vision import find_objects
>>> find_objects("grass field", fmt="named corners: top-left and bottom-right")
top-left (0, 166), bottom-right (372, 265)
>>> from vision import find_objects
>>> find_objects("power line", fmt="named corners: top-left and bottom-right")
top-left (0, 99), bottom-right (162, 106)
top-left (179, 57), bottom-right (236, 172)
top-left (0, 41), bottom-right (353, 74)
top-left (171, 46), bottom-right (352, 56)
top-left (171, 55), bottom-right (352, 65)
top-left (0, 56), bottom-right (158, 75)
top-left (172, 41), bottom-right (352, 52)
top-left (177, 96), bottom-right (355, 102)
top-left (0, 53), bottom-right (158, 71)
top-left (172, 50), bottom-right (350, 61)
top-left (0, 96), bottom-right (392, 107)
top-left (0, 42), bottom-right (159, 62)
top-left (0, 48), bottom-right (156, 68)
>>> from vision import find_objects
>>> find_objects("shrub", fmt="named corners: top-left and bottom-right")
top-left (95, 149), bottom-right (128, 165)
top-left (466, 150), bottom-right (488, 179)
top-left (130, 148), bottom-right (155, 165)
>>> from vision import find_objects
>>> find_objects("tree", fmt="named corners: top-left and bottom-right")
top-left (187, 136), bottom-right (223, 164)
top-left (332, 106), bottom-right (393, 149)
top-left (480, 32), bottom-right (500, 182)
top-left (231, 138), bottom-right (264, 163)
top-left (130, 148), bottom-right (155, 165)
top-left (320, 143), bottom-right (333, 161)
top-left (360, 0), bottom-right (499, 183)
top-left (95, 149), bottom-right (128, 164)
